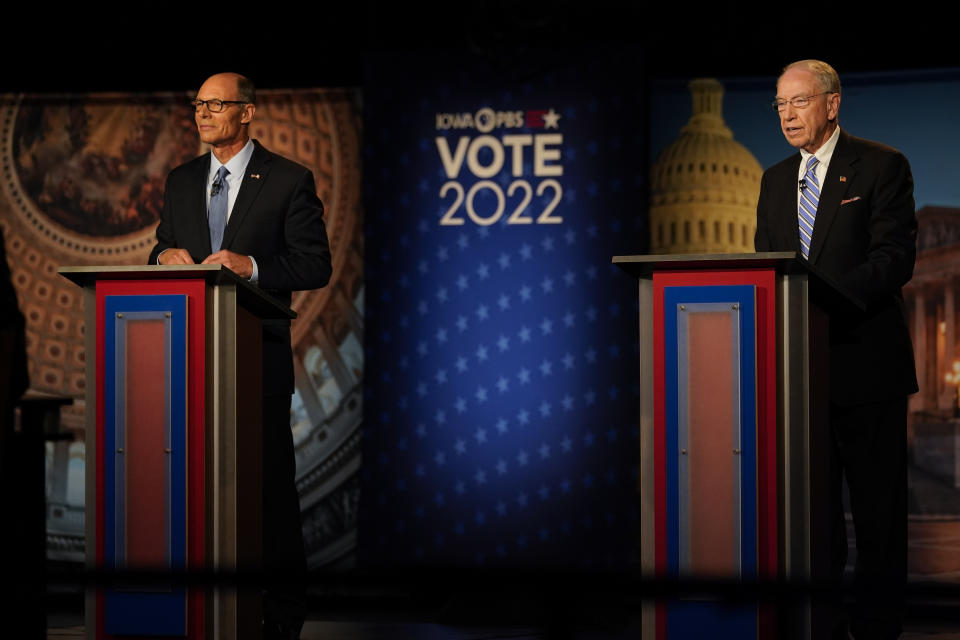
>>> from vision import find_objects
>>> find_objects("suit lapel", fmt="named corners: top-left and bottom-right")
top-left (191, 154), bottom-right (214, 257)
top-left (222, 140), bottom-right (271, 251)
top-left (780, 155), bottom-right (802, 253)
top-left (808, 130), bottom-right (855, 264)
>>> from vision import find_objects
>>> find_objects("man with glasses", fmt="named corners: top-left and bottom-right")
top-left (755, 60), bottom-right (917, 639)
top-left (150, 72), bottom-right (332, 639)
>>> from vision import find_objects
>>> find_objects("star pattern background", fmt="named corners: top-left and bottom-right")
top-left (361, 51), bottom-right (647, 568)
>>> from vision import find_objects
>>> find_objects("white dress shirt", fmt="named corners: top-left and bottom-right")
top-left (158, 138), bottom-right (259, 282)
top-left (796, 124), bottom-right (841, 209)
top-left (206, 139), bottom-right (259, 282)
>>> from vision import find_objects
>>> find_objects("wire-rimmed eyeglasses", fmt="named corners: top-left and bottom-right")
top-left (771, 93), bottom-right (835, 112)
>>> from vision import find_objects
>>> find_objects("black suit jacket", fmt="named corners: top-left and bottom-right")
top-left (755, 129), bottom-right (918, 405)
top-left (148, 139), bottom-right (332, 395)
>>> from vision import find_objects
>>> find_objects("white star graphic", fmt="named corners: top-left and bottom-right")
top-left (543, 108), bottom-right (561, 129)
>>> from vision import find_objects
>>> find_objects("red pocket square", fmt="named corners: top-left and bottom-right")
top-left (841, 196), bottom-right (861, 205)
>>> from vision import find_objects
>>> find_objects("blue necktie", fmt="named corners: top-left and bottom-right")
top-left (798, 156), bottom-right (820, 259)
top-left (208, 166), bottom-right (230, 252)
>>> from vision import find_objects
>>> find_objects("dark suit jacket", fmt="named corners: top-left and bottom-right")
top-left (148, 139), bottom-right (332, 395)
top-left (755, 129), bottom-right (918, 405)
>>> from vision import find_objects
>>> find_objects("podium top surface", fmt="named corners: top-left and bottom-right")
top-left (57, 264), bottom-right (296, 320)
top-left (611, 252), bottom-right (801, 278)
top-left (612, 251), bottom-right (865, 311)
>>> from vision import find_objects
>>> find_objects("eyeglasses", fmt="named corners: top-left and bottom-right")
top-left (771, 93), bottom-right (834, 112)
top-left (191, 98), bottom-right (247, 113)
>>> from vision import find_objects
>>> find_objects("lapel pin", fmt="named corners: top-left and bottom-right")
top-left (839, 176), bottom-right (847, 182)
top-left (250, 173), bottom-right (261, 179)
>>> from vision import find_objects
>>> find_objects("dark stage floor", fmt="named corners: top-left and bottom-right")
top-left (39, 462), bottom-right (960, 638)
top-left (43, 580), bottom-right (960, 639)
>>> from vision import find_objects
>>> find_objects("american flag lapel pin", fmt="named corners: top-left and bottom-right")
top-left (839, 176), bottom-right (847, 182)
top-left (250, 173), bottom-right (261, 180)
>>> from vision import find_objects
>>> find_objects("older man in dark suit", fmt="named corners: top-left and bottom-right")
top-left (755, 60), bottom-right (917, 640)
top-left (149, 72), bottom-right (331, 639)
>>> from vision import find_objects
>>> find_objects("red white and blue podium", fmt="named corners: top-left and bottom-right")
top-left (60, 265), bottom-right (295, 640)
top-left (614, 252), bottom-right (860, 640)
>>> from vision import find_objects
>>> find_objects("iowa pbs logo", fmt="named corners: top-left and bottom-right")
top-left (434, 107), bottom-right (564, 226)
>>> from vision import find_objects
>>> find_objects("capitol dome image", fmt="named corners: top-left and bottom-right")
top-left (649, 78), bottom-right (762, 254)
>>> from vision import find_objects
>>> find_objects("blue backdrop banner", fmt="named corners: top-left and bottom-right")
top-left (361, 49), bottom-right (646, 568)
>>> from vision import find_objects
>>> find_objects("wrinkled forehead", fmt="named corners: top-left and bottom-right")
top-left (776, 69), bottom-right (819, 97)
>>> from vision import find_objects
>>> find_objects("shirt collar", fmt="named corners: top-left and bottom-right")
top-left (208, 138), bottom-right (255, 181)
top-left (799, 125), bottom-right (840, 170)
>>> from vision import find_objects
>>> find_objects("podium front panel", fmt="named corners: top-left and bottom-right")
top-left (672, 294), bottom-right (750, 578)
top-left (661, 285), bottom-right (758, 638)
top-left (94, 279), bottom-right (208, 639)
top-left (60, 266), bottom-right (279, 640)
top-left (102, 295), bottom-right (188, 635)
top-left (647, 268), bottom-right (779, 640)
top-left (616, 255), bottom-right (835, 640)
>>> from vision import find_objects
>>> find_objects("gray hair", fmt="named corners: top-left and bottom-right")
top-left (781, 60), bottom-right (841, 95)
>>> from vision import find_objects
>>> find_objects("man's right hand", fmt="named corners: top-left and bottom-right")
top-left (158, 248), bottom-right (195, 265)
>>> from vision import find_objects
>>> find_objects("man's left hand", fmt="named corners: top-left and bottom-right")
top-left (202, 250), bottom-right (254, 279)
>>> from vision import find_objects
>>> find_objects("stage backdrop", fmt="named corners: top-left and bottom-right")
top-left (0, 88), bottom-right (363, 569)
top-left (360, 50), bottom-right (646, 567)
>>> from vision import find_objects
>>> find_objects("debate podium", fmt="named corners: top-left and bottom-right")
top-left (60, 265), bottom-right (295, 640)
top-left (613, 252), bottom-right (862, 640)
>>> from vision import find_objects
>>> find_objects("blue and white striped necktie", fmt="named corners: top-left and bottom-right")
top-left (798, 156), bottom-right (820, 259)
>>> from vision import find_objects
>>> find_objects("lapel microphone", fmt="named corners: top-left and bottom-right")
top-left (799, 178), bottom-right (807, 190)
top-left (211, 174), bottom-right (224, 197)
